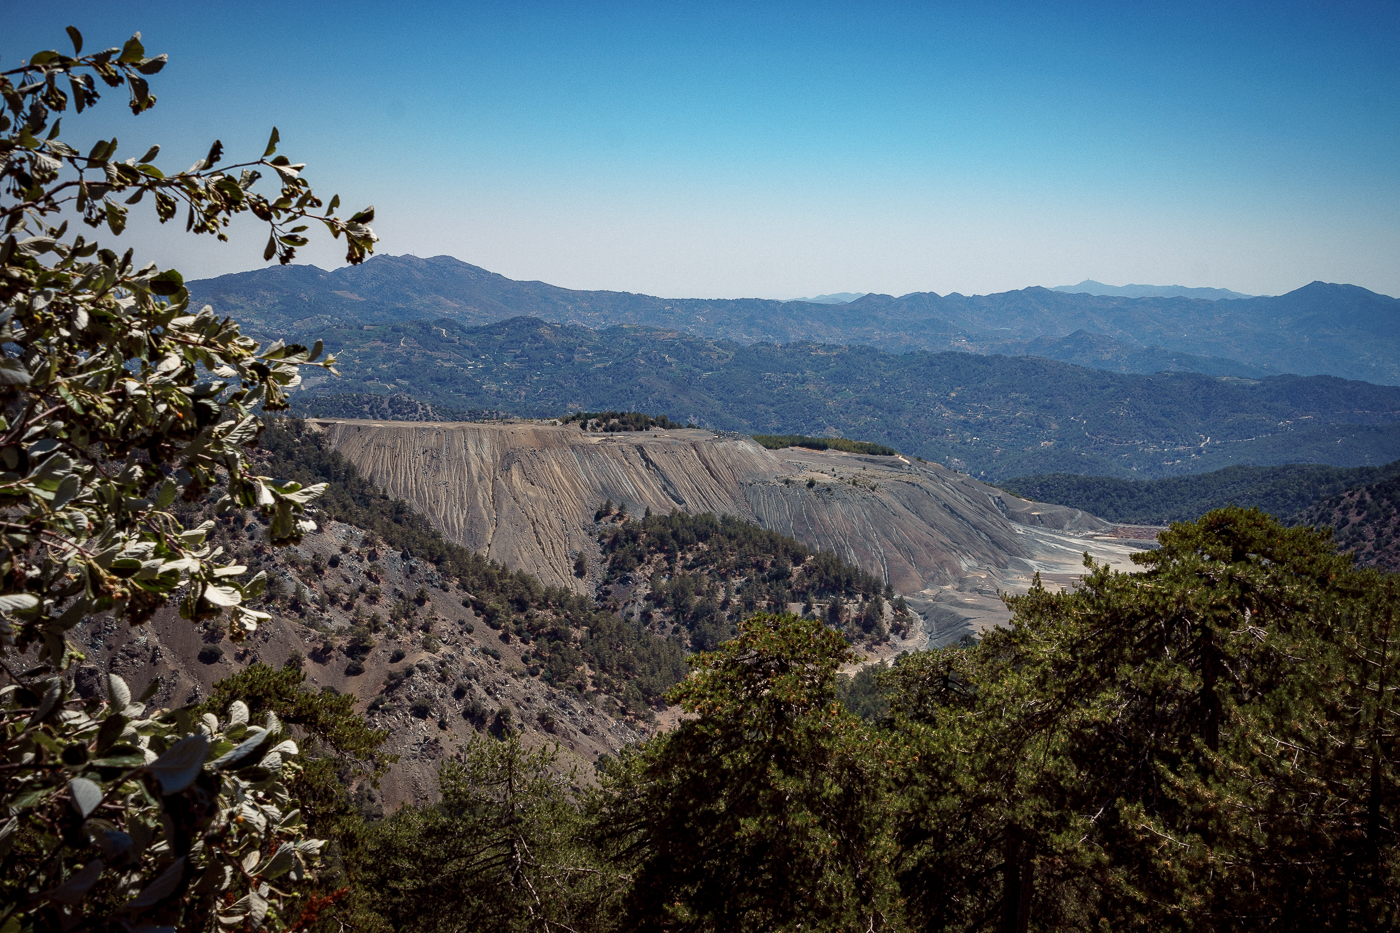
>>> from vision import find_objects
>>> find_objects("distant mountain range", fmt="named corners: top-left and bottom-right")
top-left (191, 254), bottom-right (1400, 385)
top-left (1051, 280), bottom-right (1255, 300)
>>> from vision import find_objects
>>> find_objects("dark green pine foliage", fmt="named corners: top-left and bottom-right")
top-left (596, 614), bottom-right (907, 933)
top-left (886, 507), bottom-right (1400, 932)
top-left (339, 738), bottom-right (622, 932)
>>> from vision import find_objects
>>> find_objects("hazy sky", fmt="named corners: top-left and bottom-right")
top-left (5, 1), bottom-right (1398, 298)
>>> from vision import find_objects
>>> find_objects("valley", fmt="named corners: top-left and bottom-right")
top-left (293, 316), bottom-right (1400, 480)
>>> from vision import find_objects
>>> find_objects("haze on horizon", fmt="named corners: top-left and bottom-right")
top-left (6, 0), bottom-right (1399, 301)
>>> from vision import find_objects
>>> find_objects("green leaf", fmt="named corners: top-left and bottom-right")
top-left (127, 856), bottom-right (184, 910)
top-left (69, 777), bottom-right (102, 818)
top-left (51, 473), bottom-right (80, 509)
top-left (256, 844), bottom-right (295, 879)
top-left (127, 75), bottom-right (154, 114)
top-left (104, 200), bottom-right (127, 235)
top-left (263, 127), bottom-right (280, 158)
top-left (139, 145), bottom-right (160, 164)
top-left (43, 859), bottom-right (103, 906)
top-left (0, 593), bottom-right (38, 613)
top-left (119, 33), bottom-right (145, 64)
top-left (136, 54), bottom-right (167, 75)
top-left (211, 731), bottom-right (270, 771)
top-left (106, 674), bottom-right (131, 710)
top-left (87, 138), bottom-right (117, 163)
top-left (148, 269), bottom-right (184, 296)
top-left (66, 26), bottom-right (83, 55)
top-left (155, 480), bottom-right (177, 509)
top-left (147, 734), bottom-right (208, 794)
top-left (0, 358), bottom-right (31, 386)
top-left (200, 584), bottom-right (242, 607)
top-left (0, 817), bottom-right (16, 859)
top-left (263, 231), bottom-right (276, 262)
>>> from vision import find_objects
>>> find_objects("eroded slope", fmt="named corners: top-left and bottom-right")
top-left (315, 419), bottom-right (1118, 628)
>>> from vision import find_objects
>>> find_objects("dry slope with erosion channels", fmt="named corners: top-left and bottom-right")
top-left (315, 418), bottom-right (1146, 643)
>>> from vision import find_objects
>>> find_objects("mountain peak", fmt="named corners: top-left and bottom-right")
top-left (790, 292), bottom-right (869, 304)
top-left (1052, 280), bottom-right (1255, 301)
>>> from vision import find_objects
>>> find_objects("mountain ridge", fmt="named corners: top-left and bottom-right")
top-left (1051, 279), bottom-right (1255, 300)
top-left (190, 254), bottom-right (1400, 385)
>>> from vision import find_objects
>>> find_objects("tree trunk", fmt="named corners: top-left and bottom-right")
top-left (1001, 825), bottom-right (1034, 933)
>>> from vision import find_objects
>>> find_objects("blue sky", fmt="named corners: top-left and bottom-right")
top-left (4, 1), bottom-right (1398, 298)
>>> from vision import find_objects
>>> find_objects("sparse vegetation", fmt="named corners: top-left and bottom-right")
top-left (752, 433), bottom-right (898, 456)
top-left (599, 510), bottom-right (903, 650)
top-left (562, 410), bottom-right (686, 431)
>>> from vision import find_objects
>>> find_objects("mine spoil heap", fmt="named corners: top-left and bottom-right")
top-left (314, 419), bottom-right (1127, 641)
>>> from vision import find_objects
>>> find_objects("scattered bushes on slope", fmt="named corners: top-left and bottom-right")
top-left (1296, 474), bottom-right (1400, 572)
top-left (598, 509), bottom-right (906, 650)
top-left (257, 418), bottom-right (686, 712)
top-left (298, 391), bottom-right (513, 422)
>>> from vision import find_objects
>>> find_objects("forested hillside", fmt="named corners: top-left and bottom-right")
top-left (288, 315), bottom-right (1400, 479)
top-left (1005, 460), bottom-right (1400, 525)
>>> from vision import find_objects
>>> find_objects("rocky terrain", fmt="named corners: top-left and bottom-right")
top-left (73, 515), bottom-right (657, 809)
top-left (315, 419), bottom-right (1142, 643)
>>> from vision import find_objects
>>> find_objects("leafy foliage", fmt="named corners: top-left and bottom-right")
top-left (0, 674), bottom-right (324, 932)
top-left (751, 434), bottom-right (897, 456)
top-left (0, 26), bottom-right (376, 932)
top-left (0, 29), bottom-right (376, 668)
